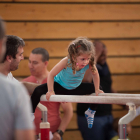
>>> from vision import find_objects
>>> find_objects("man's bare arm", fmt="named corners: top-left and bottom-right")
top-left (52, 102), bottom-right (73, 140)
top-left (15, 129), bottom-right (35, 140)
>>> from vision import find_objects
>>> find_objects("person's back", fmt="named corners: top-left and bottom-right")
top-left (0, 73), bottom-right (35, 140)
top-left (0, 17), bottom-right (35, 140)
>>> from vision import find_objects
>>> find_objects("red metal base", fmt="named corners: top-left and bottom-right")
top-left (41, 128), bottom-right (50, 140)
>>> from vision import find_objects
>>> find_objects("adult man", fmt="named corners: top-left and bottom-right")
top-left (0, 35), bottom-right (24, 81)
top-left (77, 40), bottom-right (117, 140)
top-left (23, 48), bottom-right (73, 140)
top-left (0, 34), bottom-right (37, 91)
top-left (0, 18), bottom-right (35, 140)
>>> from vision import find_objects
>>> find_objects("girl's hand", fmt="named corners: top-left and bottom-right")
top-left (95, 89), bottom-right (104, 96)
top-left (46, 90), bottom-right (55, 100)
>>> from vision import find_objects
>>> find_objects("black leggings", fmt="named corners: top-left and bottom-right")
top-left (31, 82), bottom-right (97, 113)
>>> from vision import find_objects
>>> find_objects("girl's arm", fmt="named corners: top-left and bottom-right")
top-left (46, 57), bottom-right (68, 100)
top-left (89, 64), bottom-right (104, 96)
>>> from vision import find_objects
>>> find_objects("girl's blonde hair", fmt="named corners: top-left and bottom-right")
top-left (67, 37), bottom-right (95, 74)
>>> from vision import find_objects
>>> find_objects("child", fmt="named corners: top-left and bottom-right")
top-left (31, 37), bottom-right (104, 128)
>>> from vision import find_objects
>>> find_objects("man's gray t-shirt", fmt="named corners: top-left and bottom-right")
top-left (0, 73), bottom-right (34, 140)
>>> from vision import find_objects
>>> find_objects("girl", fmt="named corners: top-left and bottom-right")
top-left (31, 37), bottom-right (104, 128)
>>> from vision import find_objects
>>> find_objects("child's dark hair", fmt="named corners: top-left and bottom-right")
top-left (67, 37), bottom-right (95, 74)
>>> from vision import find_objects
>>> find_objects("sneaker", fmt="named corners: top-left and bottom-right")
top-left (85, 108), bottom-right (96, 129)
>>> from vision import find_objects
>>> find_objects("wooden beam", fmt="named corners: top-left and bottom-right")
top-left (108, 57), bottom-right (140, 74)
top-left (23, 40), bottom-right (140, 57)
top-left (112, 75), bottom-right (140, 92)
top-left (63, 128), bottom-right (140, 140)
top-left (1, 4), bottom-right (140, 20)
top-left (11, 57), bottom-right (140, 76)
top-left (63, 131), bottom-right (82, 140)
top-left (6, 22), bottom-right (140, 39)
top-left (61, 112), bottom-right (140, 130)
top-left (24, 41), bottom-right (69, 57)
top-left (1, 0), bottom-right (140, 2)
top-left (11, 59), bottom-right (140, 91)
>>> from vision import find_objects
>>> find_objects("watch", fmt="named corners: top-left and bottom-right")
top-left (56, 129), bottom-right (64, 137)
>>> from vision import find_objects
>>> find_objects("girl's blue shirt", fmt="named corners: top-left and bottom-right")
top-left (54, 64), bottom-right (89, 90)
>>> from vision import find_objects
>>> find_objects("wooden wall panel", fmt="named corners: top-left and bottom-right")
top-left (1, 0), bottom-right (140, 2)
top-left (108, 57), bottom-right (140, 74)
top-left (103, 40), bottom-right (140, 56)
top-left (63, 128), bottom-right (140, 140)
top-left (6, 22), bottom-right (140, 39)
top-left (24, 40), bottom-right (140, 57)
top-left (63, 131), bottom-right (82, 140)
top-left (0, 0), bottom-right (12, 1)
top-left (24, 41), bottom-right (69, 57)
top-left (129, 128), bottom-right (140, 140)
top-left (12, 56), bottom-right (140, 92)
top-left (11, 57), bottom-right (140, 76)
top-left (1, 4), bottom-right (140, 20)
top-left (12, 61), bottom-right (140, 91)
top-left (61, 112), bottom-right (140, 129)
top-left (112, 75), bottom-right (140, 91)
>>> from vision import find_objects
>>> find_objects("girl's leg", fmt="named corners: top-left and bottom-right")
top-left (70, 83), bottom-right (97, 110)
top-left (53, 82), bottom-right (97, 110)
top-left (31, 82), bottom-right (96, 112)
top-left (54, 82), bottom-right (95, 95)
top-left (31, 83), bottom-right (47, 113)
top-left (73, 83), bottom-right (97, 129)
top-left (53, 82), bottom-right (97, 129)
top-left (57, 82), bottom-right (98, 129)
top-left (73, 82), bottom-right (95, 95)
top-left (31, 82), bottom-right (69, 113)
